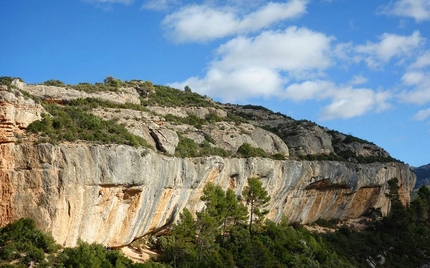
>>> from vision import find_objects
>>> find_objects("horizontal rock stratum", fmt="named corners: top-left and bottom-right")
top-left (0, 143), bottom-right (415, 247)
top-left (0, 78), bottom-right (416, 247)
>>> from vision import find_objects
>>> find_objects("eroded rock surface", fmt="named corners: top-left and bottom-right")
top-left (0, 143), bottom-right (415, 247)
top-left (0, 88), bottom-right (44, 143)
top-left (16, 81), bottom-right (140, 105)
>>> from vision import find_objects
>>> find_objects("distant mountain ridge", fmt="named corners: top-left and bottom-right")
top-left (413, 164), bottom-right (430, 189)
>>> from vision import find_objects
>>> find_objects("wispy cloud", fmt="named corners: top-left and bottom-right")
top-left (355, 31), bottom-right (424, 69)
top-left (399, 50), bottom-right (430, 105)
top-left (379, 0), bottom-right (430, 22)
top-left (162, 0), bottom-right (309, 43)
top-left (169, 26), bottom-right (332, 101)
top-left (142, 0), bottom-right (174, 11)
top-left (282, 80), bottom-right (391, 120)
top-left (162, 1), bottom-right (425, 121)
top-left (413, 108), bottom-right (430, 120)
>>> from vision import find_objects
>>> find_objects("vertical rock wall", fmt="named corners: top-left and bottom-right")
top-left (0, 143), bottom-right (415, 247)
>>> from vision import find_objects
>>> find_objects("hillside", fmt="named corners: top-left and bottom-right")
top-left (0, 76), bottom-right (416, 247)
top-left (3, 76), bottom-right (398, 163)
top-left (413, 163), bottom-right (430, 189)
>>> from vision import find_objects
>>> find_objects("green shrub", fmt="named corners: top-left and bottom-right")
top-left (0, 76), bottom-right (23, 86)
top-left (43, 79), bottom-right (66, 87)
top-left (27, 104), bottom-right (151, 148)
top-left (236, 143), bottom-right (268, 158)
top-left (174, 135), bottom-right (229, 158)
top-left (141, 85), bottom-right (217, 108)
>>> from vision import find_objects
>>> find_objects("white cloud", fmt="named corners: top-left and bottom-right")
top-left (170, 66), bottom-right (283, 103)
top-left (413, 108), bottom-right (430, 120)
top-left (213, 27), bottom-right (333, 74)
top-left (400, 71), bottom-right (430, 104)
top-left (282, 80), bottom-right (334, 101)
top-left (399, 50), bottom-right (430, 105)
top-left (162, 0), bottom-right (309, 42)
top-left (319, 88), bottom-right (391, 120)
top-left (402, 71), bottom-right (425, 85)
top-left (280, 81), bottom-right (391, 120)
top-left (410, 51), bottom-right (430, 69)
top-left (349, 75), bottom-right (368, 85)
top-left (380, 0), bottom-right (430, 22)
top-left (355, 31), bottom-right (424, 69)
top-left (169, 27), bottom-right (333, 102)
top-left (168, 25), bottom-right (395, 120)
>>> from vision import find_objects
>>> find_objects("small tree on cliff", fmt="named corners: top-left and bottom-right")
top-left (243, 177), bottom-right (270, 235)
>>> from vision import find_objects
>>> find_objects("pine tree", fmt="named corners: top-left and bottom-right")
top-left (243, 177), bottom-right (271, 235)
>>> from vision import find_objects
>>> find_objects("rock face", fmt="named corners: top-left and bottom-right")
top-left (0, 143), bottom-right (415, 247)
top-left (0, 80), bottom-right (417, 249)
top-left (0, 87), bottom-right (44, 143)
top-left (14, 81), bottom-right (140, 105)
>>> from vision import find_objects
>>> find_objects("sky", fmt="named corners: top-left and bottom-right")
top-left (1, 0), bottom-right (430, 167)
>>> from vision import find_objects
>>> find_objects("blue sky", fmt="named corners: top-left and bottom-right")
top-left (1, 0), bottom-right (430, 167)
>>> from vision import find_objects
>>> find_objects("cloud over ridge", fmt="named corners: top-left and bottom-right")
top-left (162, 0), bottom-right (309, 42)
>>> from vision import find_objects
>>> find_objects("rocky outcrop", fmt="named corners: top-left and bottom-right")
top-left (0, 87), bottom-right (44, 143)
top-left (149, 128), bottom-right (179, 155)
top-left (0, 143), bottom-right (415, 247)
top-left (13, 80), bottom-right (141, 105)
top-left (0, 81), bottom-right (416, 250)
top-left (91, 107), bottom-right (289, 156)
top-left (225, 105), bottom-right (392, 160)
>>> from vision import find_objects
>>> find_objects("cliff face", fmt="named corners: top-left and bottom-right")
top-left (0, 143), bottom-right (415, 247)
top-left (0, 79), bottom-right (416, 248)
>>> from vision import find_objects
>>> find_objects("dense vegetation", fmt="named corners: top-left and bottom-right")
top-left (0, 76), bottom-right (23, 87)
top-left (141, 85), bottom-right (217, 108)
top-left (27, 103), bottom-right (150, 148)
top-left (2, 178), bottom-right (430, 267)
top-left (144, 178), bottom-right (430, 267)
top-left (0, 218), bottom-right (160, 267)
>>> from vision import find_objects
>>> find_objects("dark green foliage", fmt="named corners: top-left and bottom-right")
top-left (141, 85), bottom-right (217, 108)
top-left (104, 76), bottom-right (122, 88)
top-left (0, 219), bottom-right (156, 267)
top-left (236, 143), bottom-right (269, 158)
top-left (69, 76), bottom-right (124, 93)
top-left (27, 103), bottom-right (150, 147)
top-left (174, 135), bottom-right (229, 158)
top-left (0, 218), bottom-right (58, 266)
top-left (163, 113), bottom-right (224, 128)
top-left (342, 134), bottom-right (373, 145)
top-left (67, 97), bottom-right (150, 112)
top-left (200, 183), bottom-right (248, 238)
top-left (0, 76), bottom-right (23, 86)
top-left (72, 82), bottom-right (118, 93)
top-left (320, 181), bottom-right (430, 267)
top-left (271, 153), bottom-right (286, 160)
top-left (243, 177), bottom-right (271, 234)
top-left (43, 79), bottom-right (66, 87)
top-left (54, 240), bottom-right (140, 268)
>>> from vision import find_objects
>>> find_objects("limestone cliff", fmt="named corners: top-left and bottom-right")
top-left (0, 78), bottom-right (416, 248)
top-left (0, 143), bottom-right (415, 247)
